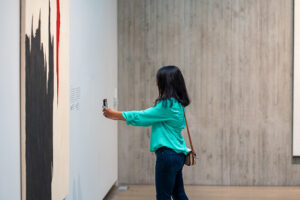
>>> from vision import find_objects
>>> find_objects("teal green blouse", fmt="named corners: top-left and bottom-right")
top-left (122, 97), bottom-right (190, 155)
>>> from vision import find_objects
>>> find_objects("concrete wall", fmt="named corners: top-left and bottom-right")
top-left (0, 0), bottom-right (21, 199)
top-left (67, 0), bottom-right (118, 199)
top-left (117, 0), bottom-right (299, 185)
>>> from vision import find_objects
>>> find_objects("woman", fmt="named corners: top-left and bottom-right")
top-left (103, 65), bottom-right (190, 200)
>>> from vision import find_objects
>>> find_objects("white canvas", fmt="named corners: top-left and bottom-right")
top-left (20, 0), bottom-right (69, 199)
top-left (294, 0), bottom-right (300, 157)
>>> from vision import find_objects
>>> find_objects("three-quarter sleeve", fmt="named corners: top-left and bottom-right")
top-left (122, 100), bottom-right (175, 127)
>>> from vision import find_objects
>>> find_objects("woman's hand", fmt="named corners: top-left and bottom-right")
top-left (102, 108), bottom-right (126, 121)
top-left (103, 108), bottom-right (117, 120)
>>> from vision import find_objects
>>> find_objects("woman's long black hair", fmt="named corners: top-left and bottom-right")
top-left (154, 65), bottom-right (190, 107)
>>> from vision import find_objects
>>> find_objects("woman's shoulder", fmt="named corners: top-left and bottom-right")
top-left (165, 98), bottom-right (186, 128)
top-left (157, 97), bottom-right (182, 108)
top-left (170, 97), bottom-right (184, 109)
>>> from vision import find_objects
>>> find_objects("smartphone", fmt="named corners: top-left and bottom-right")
top-left (102, 98), bottom-right (108, 109)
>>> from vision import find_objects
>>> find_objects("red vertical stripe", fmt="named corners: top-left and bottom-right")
top-left (56, 0), bottom-right (60, 105)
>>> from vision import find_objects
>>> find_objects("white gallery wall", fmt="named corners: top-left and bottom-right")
top-left (0, 0), bottom-right (117, 199)
top-left (67, 0), bottom-right (118, 199)
top-left (0, 0), bottom-right (21, 199)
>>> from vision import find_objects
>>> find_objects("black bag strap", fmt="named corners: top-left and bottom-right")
top-left (182, 106), bottom-right (195, 154)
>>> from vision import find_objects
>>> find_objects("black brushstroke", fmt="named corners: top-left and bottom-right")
top-left (25, 3), bottom-right (54, 200)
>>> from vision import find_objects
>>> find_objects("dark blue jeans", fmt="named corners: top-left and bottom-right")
top-left (155, 147), bottom-right (189, 200)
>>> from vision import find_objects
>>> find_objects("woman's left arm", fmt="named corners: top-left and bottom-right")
top-left (102, 100), bottom-right (175, 126)
top-left (102, 108), bottom-right (126, 121)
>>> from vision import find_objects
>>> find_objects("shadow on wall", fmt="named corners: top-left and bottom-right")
top-left (72, 175), bottom-right (82, 200)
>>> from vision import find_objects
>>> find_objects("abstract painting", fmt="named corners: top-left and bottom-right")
top-left (20, 0), bottom-right (69, 199)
